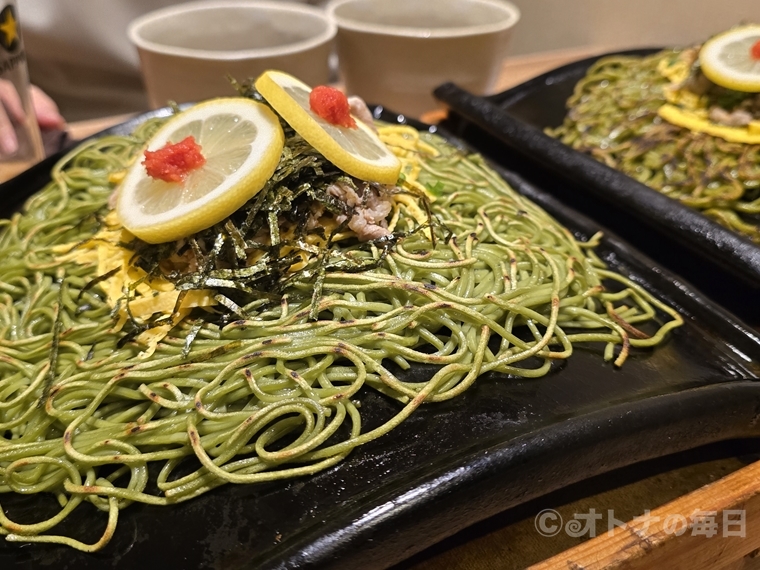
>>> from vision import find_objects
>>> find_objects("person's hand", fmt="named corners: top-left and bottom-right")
top-left (0, 81), bottom-right (65, 155)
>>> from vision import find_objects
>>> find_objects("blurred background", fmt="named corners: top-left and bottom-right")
top-left (506, 0), bottom-right (759, 55)
top-left (16, 0), bottom-right (760, 121)
top-left (18, 0), bottom-right (328, 120)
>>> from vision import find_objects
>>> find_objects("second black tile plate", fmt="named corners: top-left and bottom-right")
top-left (435, 49), bottom-right (760, 320)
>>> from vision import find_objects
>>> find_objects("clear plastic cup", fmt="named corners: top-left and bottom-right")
top-left (0, 0), bottom-right (44, 175)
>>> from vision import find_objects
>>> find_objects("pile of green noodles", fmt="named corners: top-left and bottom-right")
top-left (0, 116), bottom-right (682, 551)
top-left (548, 51), bottom-right (760, 243)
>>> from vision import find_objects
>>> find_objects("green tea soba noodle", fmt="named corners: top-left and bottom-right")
top-left (0, 110), bottom-right (681, 551)
top-left (549, 49), bottom-right (760, 243)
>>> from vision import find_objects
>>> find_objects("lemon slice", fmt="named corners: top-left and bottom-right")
top-left (254, 70), bottom-right (401, 184)
top-left (699, 25), bottom-right (760, 92)
top-left (116, 97), bottom-right (284, 244)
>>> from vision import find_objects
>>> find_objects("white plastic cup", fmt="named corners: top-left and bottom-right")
top-left (327, 0), bottom-right (520, 118)
top-left (128, 0), bottom-right (337, 109)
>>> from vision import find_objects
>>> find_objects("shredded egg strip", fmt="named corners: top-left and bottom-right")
top-left (378, 125), bottom-right (439, 231)
top-left (53, 211), bottom-right (215, 357)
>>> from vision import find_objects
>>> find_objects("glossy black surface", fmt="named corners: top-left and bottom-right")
top-left (434, 50), bottom-right (760, 320)
top-left (1, 110), bottom-right (760, 570)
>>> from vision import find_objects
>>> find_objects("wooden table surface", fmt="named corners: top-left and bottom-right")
top-left (5, 46), bottom-right (760, 570)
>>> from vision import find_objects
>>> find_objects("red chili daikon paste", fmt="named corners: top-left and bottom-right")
top-left (309, 85), bottom-right (357, 129)
top-left (751, 39), bottom-right (760, 60)
top-left (143, 136), bottom-right (206, 183)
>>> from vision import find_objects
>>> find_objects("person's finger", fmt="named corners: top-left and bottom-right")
top-left (0, 104), bottom-right (18, 155)
top-left (31, 86), bottom-right (65, 130)
top-left (0, 79), bottom-right (26, 124)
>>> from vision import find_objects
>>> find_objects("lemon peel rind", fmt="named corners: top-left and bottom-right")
top-left (116, 98), bottom-right (285, 244)
top-left (699, 25), bottom-right (760, 93)
top-left (254, 70), bottom-right (401, 185)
